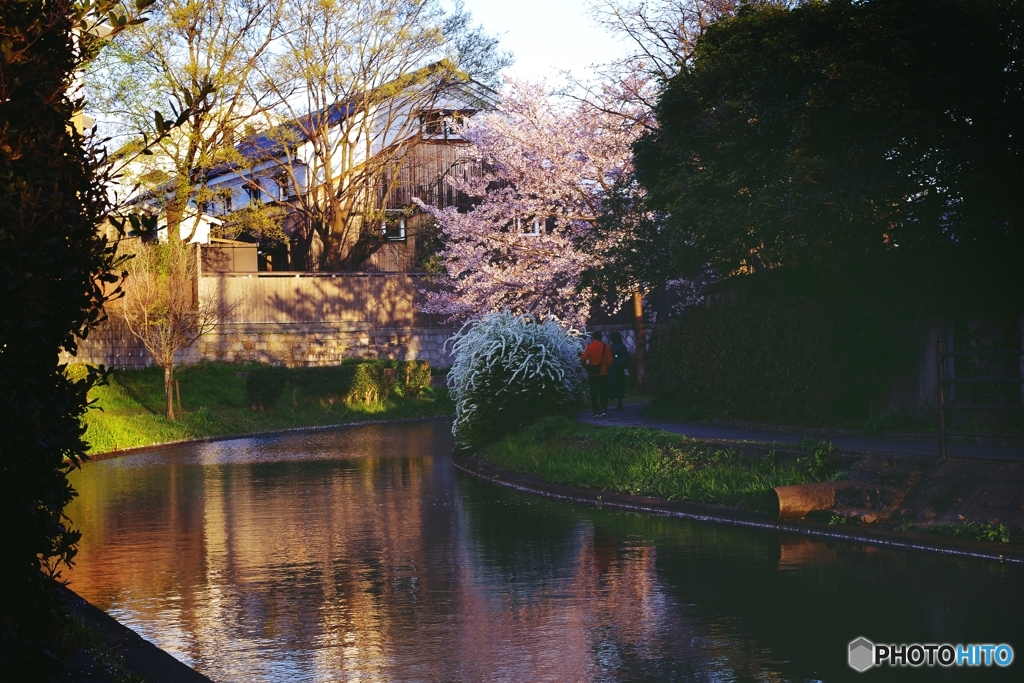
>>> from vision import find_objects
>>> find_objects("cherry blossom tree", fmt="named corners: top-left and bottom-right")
top-left (416, 80), bottom-right (647, 329)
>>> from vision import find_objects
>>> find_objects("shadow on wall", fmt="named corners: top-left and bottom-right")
top-left (201, 273), bottom-right (448, 327)
top-left (198, 273), bottom-right (456, 367)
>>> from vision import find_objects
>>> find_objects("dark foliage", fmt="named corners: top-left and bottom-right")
top-left (289, 364), bottom-right (395, 405)
top-left (244, 366), bottom-right (289, 409)
top-left (649, 295), bottom-right (882, 424)
top-left (246, 360), bottom-right (431, 409)
top-left (634, 0), bottom-right (1024, 309)
top-left (0, 1), bottom-right (120, 679)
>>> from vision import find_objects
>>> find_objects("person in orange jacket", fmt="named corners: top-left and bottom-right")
top-left (580, 331), bottom-right (613, 416)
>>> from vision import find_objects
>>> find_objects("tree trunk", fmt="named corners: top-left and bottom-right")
top-left (164, 363), bottom-right (176, 421)
top-left (165, 192), bottom-right (186, 243)
top-left (631, 291), bottom-right (648, 392)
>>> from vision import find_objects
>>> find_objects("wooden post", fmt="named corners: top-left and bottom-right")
top-left (631, 291), bottom-right (647, 391)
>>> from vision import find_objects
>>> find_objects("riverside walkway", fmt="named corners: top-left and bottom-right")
top-left (580, 403), bottom-right (1024, 461)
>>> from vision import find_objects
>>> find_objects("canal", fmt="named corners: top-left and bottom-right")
top-left (66, 420), bottom-right (1022, 682)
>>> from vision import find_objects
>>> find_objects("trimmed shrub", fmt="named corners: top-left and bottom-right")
top-left (649, 297), bottom-right (877, 424)
top-left (289, 362), bottom-right (397, 406)
top-left (245, 366), bottom-right (288, 409)
top-left (349, 363), bottom-right (396, 403)
top-left (395, 360), bottom-right (431, 398)
top-left (448, 311), bottom-right (586, 447)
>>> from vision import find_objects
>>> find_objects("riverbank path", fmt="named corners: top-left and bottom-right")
top-left (579, 402), bottom-right (1024, 461)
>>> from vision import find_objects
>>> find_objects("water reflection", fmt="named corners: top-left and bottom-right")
top-left (67, 421), bottom-right (1022, 682)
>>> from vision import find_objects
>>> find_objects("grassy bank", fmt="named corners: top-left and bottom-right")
top-left (80, 362), bottom-right (453, 455)
top-left (480, 416), bottom-right (840, 511)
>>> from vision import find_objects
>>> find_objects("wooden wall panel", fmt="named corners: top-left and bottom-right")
top-left (199, 273), bottom-right (450, 328)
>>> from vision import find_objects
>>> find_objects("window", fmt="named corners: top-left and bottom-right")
top-left (381, 216), bottom-right (407, 241)
top-left (245, 183), bottom-right (261, 202)
top-left (274, 173), bottom-right (291, 200)
top-left (517, 217), bottom-right (542, 236)
top-left (420, 109), bottom-right (473, 139)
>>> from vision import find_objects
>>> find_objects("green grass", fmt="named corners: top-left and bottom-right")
top-left (914, 520), bottom-right (1021, 544)
top-left (80, 362), bottom-right (454, 455)
top-left (480, 416), bottom-right (839, 511)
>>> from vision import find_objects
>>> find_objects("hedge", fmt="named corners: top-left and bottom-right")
top-left (395, 360), bottom-right (431, 398)
top-left (245, 365), bottom-right (290, 409)
top-left (244, 360), bottom-right (431, 409)
top-left (649, 297), bottom-right (879, 424)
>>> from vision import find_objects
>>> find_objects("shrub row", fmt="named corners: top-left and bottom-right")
top-left (245, 360), bottom-right (432, 409)
top-left (649, 297), bottom-right (879, 424)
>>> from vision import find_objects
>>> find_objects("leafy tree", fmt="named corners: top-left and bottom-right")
top-left (634, 0), bottom-right (1024, 303)
top-left (89, 0), bottom-right (284, 239)
top-left (573, 2), bottom-right (775, 387)
top-left (251, 0), bottom-right (511, 271)
top-left (0, 1), bottom-right (215, 675)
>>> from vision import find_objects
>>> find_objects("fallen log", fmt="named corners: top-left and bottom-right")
top-left (772, 481), bottom-right (852, 520)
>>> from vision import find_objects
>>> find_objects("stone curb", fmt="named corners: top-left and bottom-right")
top-left (451, 454), bottom-right (1024, 565)
top-left (60, 584), bottom-right (214, 683)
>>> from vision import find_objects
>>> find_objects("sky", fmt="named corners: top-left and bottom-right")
top-left (454, 0), bottom-right (633, 84)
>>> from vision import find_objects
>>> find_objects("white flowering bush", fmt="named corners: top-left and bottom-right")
top-left (448, 311), bottom-right (586, 447)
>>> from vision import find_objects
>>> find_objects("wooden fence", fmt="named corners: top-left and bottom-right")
top-left (199, 272), bottom-right (451, 328)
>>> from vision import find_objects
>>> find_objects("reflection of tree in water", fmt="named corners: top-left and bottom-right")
top-left (65, 426), bottom-right (1024, 682)
top-left (454, 481), bottom-right (775, 682)
top-left (458, 487), bottom-right (1024, 683)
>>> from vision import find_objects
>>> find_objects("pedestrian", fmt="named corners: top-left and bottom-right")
top-left (607, 331), bottom-right (629, 410)
top-left (580, 330), bottom-right (613, 416)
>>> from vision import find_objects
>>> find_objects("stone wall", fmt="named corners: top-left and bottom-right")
top-left (61, 315), bottom-right (148, 369)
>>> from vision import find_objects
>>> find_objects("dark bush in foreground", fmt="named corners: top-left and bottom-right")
top-left (1, 1), bottom-right (123, 677)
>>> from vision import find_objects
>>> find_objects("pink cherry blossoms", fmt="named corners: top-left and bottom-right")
top-left (415, 80), bottom-right (648, 328)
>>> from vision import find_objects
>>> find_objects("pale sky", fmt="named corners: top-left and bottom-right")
top-left (456, 0), bottom-right (633, 84)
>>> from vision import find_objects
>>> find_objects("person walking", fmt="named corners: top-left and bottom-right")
top-left (607, 331), bottom-right (629, 410)
top-left (581, 331), bottom-right (613, 416)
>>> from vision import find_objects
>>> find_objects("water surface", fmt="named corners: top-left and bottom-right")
top-left (67, 421), bottom-right (1023, 682)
